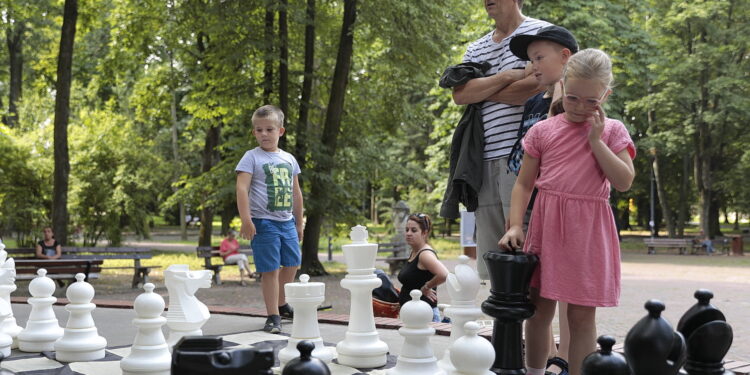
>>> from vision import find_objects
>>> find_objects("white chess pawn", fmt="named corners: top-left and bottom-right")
top-left (54, 273), bottom-right (107, 361)
top-left (164, 264), bottom-right (212, 349)
top-left (387, 290), bottom-right (445, 375)
top-left (439, 255), bottom-right (483, 372)
top-left (17, 269), bottom-right (63, 352)
top-left (0, 248), bottom-right (22, 348)
top-left (448, 321), bottom-right (495, 375)
top-left (279, 274), bottom-right (334, 366)
top-left (336, 225), bottom-right (389, 368)
top-left (120, 283), bottom-right (171, 375)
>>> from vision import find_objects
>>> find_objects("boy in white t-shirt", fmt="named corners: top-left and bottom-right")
top-left (235, 105), bottom-right (304, 333)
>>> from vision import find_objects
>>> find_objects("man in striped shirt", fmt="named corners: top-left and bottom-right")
top-left (452, 0), bottom-right (551, 279)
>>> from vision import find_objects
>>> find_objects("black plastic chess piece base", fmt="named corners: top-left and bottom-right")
top-left (171, 336), bottom-right (274, 375)
top-left (281, 340), bottom-right (331, 375)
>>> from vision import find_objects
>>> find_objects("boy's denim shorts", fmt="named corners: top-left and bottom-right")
top-left (251, 217), bottom-right (301, 273)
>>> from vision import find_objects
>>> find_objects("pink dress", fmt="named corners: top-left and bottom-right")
top-left (522, 114), bottom-right (636, 307)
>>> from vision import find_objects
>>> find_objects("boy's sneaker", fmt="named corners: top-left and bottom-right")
top-left (279, 303), bottom-right (294, 319)
top-left (263, 315), bottom-right (282, 333)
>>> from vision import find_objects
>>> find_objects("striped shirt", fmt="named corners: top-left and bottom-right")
top-left (462, 17), bottom-right (551, 160)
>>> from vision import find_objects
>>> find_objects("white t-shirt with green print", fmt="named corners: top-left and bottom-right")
top-left (235, 147), bottom-right (301, 222)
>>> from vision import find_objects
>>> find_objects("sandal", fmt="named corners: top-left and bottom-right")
top-left (545, 356), bottom-right (569, 375)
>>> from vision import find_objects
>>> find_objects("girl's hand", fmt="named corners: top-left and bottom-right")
top-left (588, 106), bottom-right (606, 143)
top-left (498, 225), bottom-right (525, 250)
top-left (420, 285), bottom-right (437, 303)
top-left (240, 220), bottom-right (256, 241)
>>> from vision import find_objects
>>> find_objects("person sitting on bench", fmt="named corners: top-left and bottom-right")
top-left (36, 227), bottom-right (62, 260)
top-left (220, 230), bottom-right (252, 285)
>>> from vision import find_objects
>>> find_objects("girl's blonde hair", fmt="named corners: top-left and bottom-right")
top-left (551, 48), bottom-right (614, 116)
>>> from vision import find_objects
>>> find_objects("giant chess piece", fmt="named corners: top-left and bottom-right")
top-left (677, 289), bottom-right (734, 375)
top-left (336, 225), bottom-right (389, 368)
top-left (279, 274), bottom-right (334, 366)
top-left (581, 335), bottom-right (629, 375)
top-left (17, 269), bottom-right (63, 352)
top-left (282, 341), bottom-right (331, 375)
top-left (0, 267), bottom-right (14, 357)
top-left (164, 264), bottom-right (212, 349)
top-left (448, 321), bottom-right (495, 375)
top-left (54, 273), bottom-right (107, 361)
top-left (0, 246), bottom-right (22, 348)
top-left (624, 300), bottom-right (686, 375)
top-left (480, 249), bottom-right (538, 374)
top-left (439, 255), bottom-right (483, 373)
top-left (171, 336), bottom-right (275, 375)
top-left (387, 290), bottom-right (445, 375)
top-left (120, 283), bottom-right (172, 375)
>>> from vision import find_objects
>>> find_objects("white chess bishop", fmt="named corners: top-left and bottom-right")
top-left (438, 255), bottom-right (483, 372)
top-left (54, 273), bottom-right (107, 362)
top-left (164, 264), bottom-right (212, 349)
top-left (336, 225), bottom-right (389, 368)
top-left (0, 243), bottom-right (22, 348)
top-left (120, 283), bottom-right (171, 375)
top-left (17, 269), bottom-right (63, 352)
top-left (447, 321), bottom-right (495, 375)
top-left (279, 274), bottom-right (334, 366)
top-left (388, 290), bottom-right (444, 375)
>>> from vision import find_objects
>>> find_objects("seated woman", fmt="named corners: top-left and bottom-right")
top-left (219, 230), bottom-right (252, 285)
top-left (397, 213), bottom-right (449, 322)
top-left (36, 227), bottom-right (62, 259)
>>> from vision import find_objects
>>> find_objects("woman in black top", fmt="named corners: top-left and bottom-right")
top-left (397, 213), bottom-right (448, 322)
top-left (35, 227), bottom-right (62, 259)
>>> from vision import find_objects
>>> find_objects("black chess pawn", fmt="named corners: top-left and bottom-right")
top-left (281, 340), bottom-right (331, 375)
top-left (676, 289), bottom-right (734, 375)
top-left (624, 300), bottom-right (686, 375)
top-left (581, 335), bottom-right (630, 375)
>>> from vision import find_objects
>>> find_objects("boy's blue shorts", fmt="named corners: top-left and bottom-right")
top-left (251, 217), bottom-right (301, 273)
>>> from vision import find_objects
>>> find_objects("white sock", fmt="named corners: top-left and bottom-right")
top-left (527, 367), bottom-right (546, 375)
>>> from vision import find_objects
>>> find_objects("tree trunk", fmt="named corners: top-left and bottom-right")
top-left (52, 0), bottom-right (78, 245)
top-left (676, 154), bottom-right (689, 237)
top-left (734, 212), bottom-right (740, 231)
top-left (653, 153), bottom-right (675, 237)
top-left (220, 198), bottom-right (236, 235)
top-left (278, 0), bottom-right (289, 150)
top-left (6, 21), bottom-right (24, 128)
top-left (263, 3), bottom-right (274, 103)
top-left (170, 89), bottom-right (188, 241)
top-left (198, 124), bottom-right (220, 246)
top-left (294, 0), bottom-right (315, 190)
top-left (300, 0), bottom-right (357, 276)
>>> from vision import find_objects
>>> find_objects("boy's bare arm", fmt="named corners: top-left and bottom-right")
top-left (292, 174), bottom-right (304, 241)
top-left (236, 172), bottom-right (256, 240)
top-left (485, 74), bottom-right (544, 106)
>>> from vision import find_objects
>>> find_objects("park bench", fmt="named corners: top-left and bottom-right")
top-left (375, 242), bottom-right (409, 275)
top-left (643, 237), bottom-right (730, 255)
top-left (5, 247), bottom-right (157, 288)
top-left (13, 259), bottom-right (103, 286)
top-left (196, 246), bottom-right (256, 286)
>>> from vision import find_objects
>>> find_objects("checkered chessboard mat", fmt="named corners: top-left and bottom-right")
top-left (1, 330), bottom-right (399, 375)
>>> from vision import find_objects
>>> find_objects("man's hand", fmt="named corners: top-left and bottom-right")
top-left (240, 220), bottom-right (256, 241)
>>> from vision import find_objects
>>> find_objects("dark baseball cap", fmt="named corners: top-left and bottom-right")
top-left (509, 25), bottom-right (579, 61)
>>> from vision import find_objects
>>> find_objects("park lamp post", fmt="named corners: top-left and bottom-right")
top-left (649, 147), bottom-right (657, 238)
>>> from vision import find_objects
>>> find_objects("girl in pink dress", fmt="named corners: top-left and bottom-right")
top-left (499, 49), bottom-right (636, 375)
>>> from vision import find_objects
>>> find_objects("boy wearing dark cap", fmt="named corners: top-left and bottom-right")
top-left (506, 24), bottom-right (578, 375)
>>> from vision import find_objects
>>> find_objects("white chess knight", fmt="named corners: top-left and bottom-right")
top-left (0, 245), bottom-right (22, 349)
top-left (388, 290), bottom-right (444, 375)
top-left (120, 283), bottom-right (171, 375)
top-left (54, 273), bottom-right (107, 362)
top-left (336, 225), bottom-right (389, 368)
top-left (17, 269), bottom-right (63, 352)
top-left (279, 274), bottom-right (334, 366)
top-left (447, 321), bottom-right (495, 375)
top-left (438, 255), bottom-right (483, 372)
top-left (164, 264), bottom-right (212, 349)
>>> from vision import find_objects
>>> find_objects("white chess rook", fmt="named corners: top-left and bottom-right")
top-left (164, 264), bottom-right (212, 349)
top-left (447, 321), bottom-right (495, 375)
top-left (279, 274), bottom-right (334, 366)
top-left (120, 283), bottom-right (171, 375)
top-left (439, 255), bottom-right (483, 373)
top-left (388, 290), bottom-right (445, 375)
top-left (336, 225), bottom-right (389, 368)
top-left (17, 269), bottom-right (63, 352)
top-left (0, 245), bottom-right (22, 348)
top-left (54, 273), bottom-right (107, 362)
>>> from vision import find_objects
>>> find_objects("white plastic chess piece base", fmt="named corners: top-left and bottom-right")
top-left (438, 305), bottom-right (482, 372)
top-left (387, 327), bottom-right (445, 375)
top-left (17, 296), bottom-right (63, 352)
top-left (336, 277), bottom-right (389, 368)
top-left (0, 331), bottom-right (11, 357)
top-left (120, 319), bottom-right (171, 375)
top-left (0, 285), bottom-right (22, 349)
top-left (54, 327), bottom-right (107, 362)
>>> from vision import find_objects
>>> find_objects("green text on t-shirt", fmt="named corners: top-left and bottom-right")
top-left (263, 163), bottom-right (293, 211)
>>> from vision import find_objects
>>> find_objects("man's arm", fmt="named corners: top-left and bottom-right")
top-left (485, 74), bottom-right (544, 106)
top-left (452, 69), bottom-right (526, 105)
